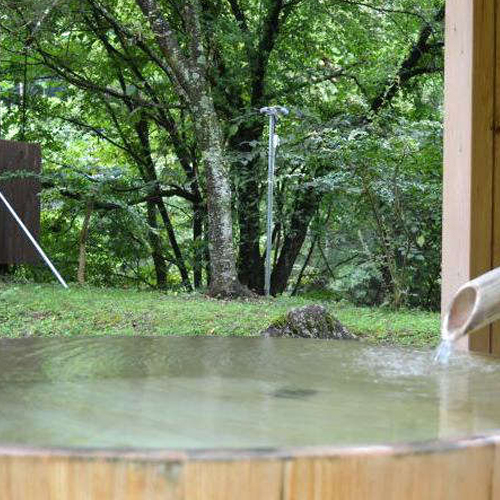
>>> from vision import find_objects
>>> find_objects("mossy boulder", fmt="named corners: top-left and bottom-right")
top-left (261, 304), bottom-right (355, 339)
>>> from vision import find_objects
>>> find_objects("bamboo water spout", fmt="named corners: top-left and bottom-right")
top-left (443, 267), bottom-right (500, 342)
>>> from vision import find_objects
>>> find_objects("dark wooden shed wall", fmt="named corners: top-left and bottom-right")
top-left (0, 140), bottom-right (41, 264)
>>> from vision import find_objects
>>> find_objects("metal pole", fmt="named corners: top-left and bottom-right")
top-left (260, 106), bottom-right (288, 297)
top-left (0, 190), bottom-right (68, 289)
top-left (265, 114), bottom-right (276, 296)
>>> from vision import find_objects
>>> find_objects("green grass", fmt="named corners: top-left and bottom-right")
top-left (0, 283), bottom-right (441, 347)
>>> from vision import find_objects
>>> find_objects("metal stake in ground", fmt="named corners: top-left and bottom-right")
top-left (260, 106), bottom-right (288, 296)
top-left (0, 189), bottom-right (68, 289)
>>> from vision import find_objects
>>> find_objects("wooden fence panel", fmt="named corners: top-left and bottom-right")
top-left (0, 140), bottom-right (41, 264)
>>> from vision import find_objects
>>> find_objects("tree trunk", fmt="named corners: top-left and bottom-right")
top-left (155, 199), bottom-right (192, 291)
top-left (204, 216), bottom-right (211, 287)
top-left (230, 122), bottom-right (265, 292)
top-left (134, 0), bottom-right (248, 297)
top-left (271, 189), bottom-right (320, 295)
top-left (193, 200), bottom-right (204, 289)
top-left (134, 118), bottom-right (192, 291)
top-left (236, 161), bottom-right (265, 292)
top-left (145, 201), bottom-right (167, 288)
top-left (291, 233), bottom-right (318, 296)
top-left (77, 200), bottom-right (93, 285)
top-left (193, 97), bottom-right (249, 297)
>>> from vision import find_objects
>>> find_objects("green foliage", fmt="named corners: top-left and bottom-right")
top-left (286, 112), bottom-right (442, 309)
top-left (0, 0), bottom-right (445, 308)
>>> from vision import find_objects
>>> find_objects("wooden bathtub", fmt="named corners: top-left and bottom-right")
top-left (1, 434), bottom-right (500, 499)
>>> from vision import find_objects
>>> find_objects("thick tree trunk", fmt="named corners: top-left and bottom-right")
top-left (193, 97), bottom-right (249, 297)
top-left (134, 0), bottom-right (248, 297)
top-left (230, 122), bottom-right (265, 292)
top-left (236, 161), bottom-right (264, 292)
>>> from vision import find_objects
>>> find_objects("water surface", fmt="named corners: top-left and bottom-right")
top-left (0, 336), bottom-right (499, 449)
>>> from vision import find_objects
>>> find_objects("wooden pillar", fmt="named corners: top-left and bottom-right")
top-left (442, 0), bottom-right (500, 353)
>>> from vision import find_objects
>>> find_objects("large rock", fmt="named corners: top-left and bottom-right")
top-left (261, 304), bottom-right (356, 340)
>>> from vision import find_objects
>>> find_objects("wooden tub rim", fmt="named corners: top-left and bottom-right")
top-left (1, 431), bottom-right (500, 463)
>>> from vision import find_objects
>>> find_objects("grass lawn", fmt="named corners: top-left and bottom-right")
top-left (0, 283), bottom-right (441, 347)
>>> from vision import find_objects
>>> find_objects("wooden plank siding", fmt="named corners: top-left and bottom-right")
top-left (442, 0), bottom-right (500, 353)
top-left (0, 140), bottom-right (41, 264)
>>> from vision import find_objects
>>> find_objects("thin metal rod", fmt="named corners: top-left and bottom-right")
top-left (0, 190), bottom-right (68, 288)
top-left (265, 114), bottom-right (276, 296)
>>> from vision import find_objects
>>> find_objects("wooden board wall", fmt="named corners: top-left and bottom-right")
top-left (442, 0), bottom-right (500, 353)
top-left (0, 140), bottom-right (41, 264)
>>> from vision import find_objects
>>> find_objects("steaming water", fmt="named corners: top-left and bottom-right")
top-left (1, 336), bottom-right (500, 450)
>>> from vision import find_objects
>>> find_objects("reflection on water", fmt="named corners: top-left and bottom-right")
top-left (272, 388), bottom-right (318, 399)
top-left (0, 336), bottom-right (499, 449)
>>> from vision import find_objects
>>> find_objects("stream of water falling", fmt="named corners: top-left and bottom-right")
top-left (434, 337), bottom-right (454, 364)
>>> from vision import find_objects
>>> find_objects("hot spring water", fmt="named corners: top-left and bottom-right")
top-left (1, 336), bottom-right (500, 450)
